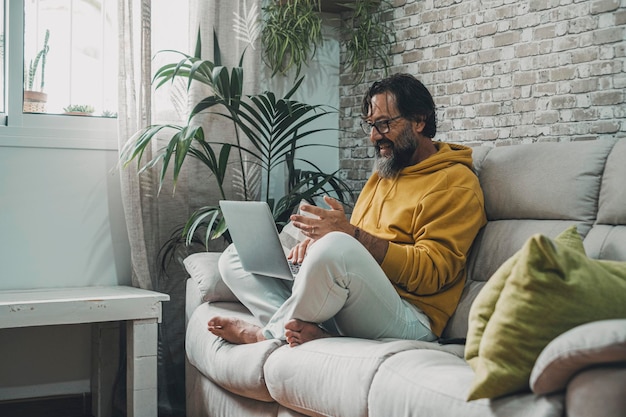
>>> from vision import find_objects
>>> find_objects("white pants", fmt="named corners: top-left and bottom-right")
top-left (218, 231), bottom-right (436, 342)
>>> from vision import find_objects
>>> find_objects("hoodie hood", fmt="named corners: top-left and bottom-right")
top-left (399, 141), bottom-right (475, 177)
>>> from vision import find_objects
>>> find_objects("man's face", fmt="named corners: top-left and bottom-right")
top-left (367, 92), bottom-right (418, 178)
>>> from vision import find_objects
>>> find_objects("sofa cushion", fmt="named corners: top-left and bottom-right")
top-left (465, 226), bottom-right (626, 400)
top-left (530, 319), bottom-right (626, 395)
top-left (184, 252), bottom-right (238, 302)
top-left (597, 139), bottom-right (626, 225)
top-left (368, 349), bottom-right (564, 417)
top-left (186, 301), bottom-right (284, 401)
top-left (476, 139), bottom-right (614, 223)
top-left (264, 338), bottom-right (459, 417)
top-left (466, 220), bottom-right (585, 284)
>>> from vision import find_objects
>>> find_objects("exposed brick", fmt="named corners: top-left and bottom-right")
top-left (553, 36), bottom-right (579, 52)
top-left (476, 103), bottom-right (502, 116)
top-left (516, 42), bottom-right (540, 57)
top-left (434, 45), bottom-right (452, 58)
top-left (590, 0), bottom-right (620, 14)
top-left (590, 121), bottom-right (620, 133)
top-left (572, 47), bottom-right (600, 63)
top-left (513, 71), bottom-right (537, 86)
top-left (590, 60), bottom-right (622, 76)
top-left (571, 108), bottom-right (599, 121)
top-left (337, 0), bottom-right (626, 187)
top-left (476, 23), bottom-right (498, 37)
top-left (477, 49), bottom-right (502, 63)
top-left (535, 111), bottom-right (560, 124)
top-left (591, 90), bottom-right (623, 106)
top-left (529, 0), bottom-right (562, 12)
top-left (571, 78), bottom-right (599, 93)
top-left (460, 91), bottom-right (483, 105)
top-left (550, 67), bottom-right (577, 81)
top-left (550, 96), bottom-right (577, 109)
top-left (569, 16), bottom-right (598, 34)
top-left (534, 25), bottom-right (557, 40)
top-left (593, 27), bottom-right (625, 45)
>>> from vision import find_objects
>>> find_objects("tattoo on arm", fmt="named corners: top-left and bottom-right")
top-left (353, 227), bottom-right (388, 264)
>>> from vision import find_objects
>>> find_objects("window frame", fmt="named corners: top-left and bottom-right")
top-left (0, 0), bottom-right (117, 151)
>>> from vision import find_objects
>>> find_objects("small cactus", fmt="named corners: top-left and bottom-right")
top-left (26, 29), bottom-right (50, 91)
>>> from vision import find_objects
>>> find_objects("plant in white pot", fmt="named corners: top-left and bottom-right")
top-left (24, 29), bottom-right (50, 113)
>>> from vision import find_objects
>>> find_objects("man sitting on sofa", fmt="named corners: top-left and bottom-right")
top-left (208, 73), bottom-right (487, 347)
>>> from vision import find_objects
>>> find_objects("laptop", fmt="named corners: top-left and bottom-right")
top-left (219, 200), bottom-right (300, 280)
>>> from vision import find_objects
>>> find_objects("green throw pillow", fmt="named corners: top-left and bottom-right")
top-left (465, 226), bottom-right (626, 400)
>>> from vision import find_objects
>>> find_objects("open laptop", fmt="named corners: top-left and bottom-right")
top-left (219, 200), bottom-right (299, 280)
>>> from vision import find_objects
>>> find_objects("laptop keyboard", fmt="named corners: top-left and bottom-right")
top-left (288, 260), bottom-right (300, 277)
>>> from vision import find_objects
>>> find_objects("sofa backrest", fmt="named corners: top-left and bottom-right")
top-left (442, 139), bottom-right (626, 340)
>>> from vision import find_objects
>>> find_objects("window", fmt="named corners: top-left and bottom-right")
top-left (1, 0), bottom-right (117, 149)
top-left (23, 0), bottom-right (118, 116)
top-left (1, 0), bottom-right (187, 149)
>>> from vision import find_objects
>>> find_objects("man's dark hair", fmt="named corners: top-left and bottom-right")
top-left (361, 73), bottom-right (437, 138)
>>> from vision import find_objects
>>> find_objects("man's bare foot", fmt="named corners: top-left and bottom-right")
top-left (207, 316), bottom-right (266, 345)
top-left (284, 319), bottom-right (332, 347)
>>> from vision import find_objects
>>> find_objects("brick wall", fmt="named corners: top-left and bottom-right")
top-left (338, 0), bottom-right (626, 191)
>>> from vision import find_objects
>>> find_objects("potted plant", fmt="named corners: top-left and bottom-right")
top-left (260, 0), bottom-right (394, 81)
top-left (63, 104), bottom-right (95, 116)
top-left (120, 29), bottom-right (354, 252)
top-left (261, 0), bottom-right (323, 77)
top-left (342, 0), bottom-right (395, 82)
top-left (24, 29), bottom-right (50, 113)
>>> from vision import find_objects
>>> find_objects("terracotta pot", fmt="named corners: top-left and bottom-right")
top-left (23, 90), bottom-right (48, 113)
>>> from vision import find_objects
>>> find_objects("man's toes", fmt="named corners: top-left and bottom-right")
top-left (285, 318), bottom-right (304, 332)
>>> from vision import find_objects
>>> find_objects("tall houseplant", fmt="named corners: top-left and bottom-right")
top-left (23, 29), bottom-right (50, 113)
top-left (120, 30), bottom-right (353, 252)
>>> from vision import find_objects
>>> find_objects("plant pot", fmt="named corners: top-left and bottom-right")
top-left (23, 90), bottom-right (48, 113)
top-left (64, 111), bottom-right (93, 117)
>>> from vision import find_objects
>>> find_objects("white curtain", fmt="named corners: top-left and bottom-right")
top-left (117, 0), bottom-right (262, 414)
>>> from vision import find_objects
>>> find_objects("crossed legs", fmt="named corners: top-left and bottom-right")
top-left (208, 232), bottom-right (436, 347)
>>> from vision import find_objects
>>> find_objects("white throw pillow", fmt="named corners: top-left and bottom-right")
top-left (530, 319), bottom-right (626, 395)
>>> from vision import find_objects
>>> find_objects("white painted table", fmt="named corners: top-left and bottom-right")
top-left (0, 286), bottom-right (169, 417)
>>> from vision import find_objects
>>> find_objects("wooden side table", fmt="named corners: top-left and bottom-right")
top-left (0, 286), bottom-right (169, 417)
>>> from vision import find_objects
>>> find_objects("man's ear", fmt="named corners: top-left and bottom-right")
top-left (413, 120), bottom-right (426, 134)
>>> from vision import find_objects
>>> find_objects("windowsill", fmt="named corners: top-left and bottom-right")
top-left (0, 113), bottom-right (119, 151)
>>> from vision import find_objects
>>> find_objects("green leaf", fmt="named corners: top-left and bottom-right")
top-left (194, 28), bottom-right (202, 59)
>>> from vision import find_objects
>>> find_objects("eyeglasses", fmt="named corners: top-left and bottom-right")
top-left (360, 115), bottom-right (403, 135)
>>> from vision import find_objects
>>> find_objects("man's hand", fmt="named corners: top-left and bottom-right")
top-left (289, 195), bottom-right (388, 265)
top-left (290, 195), bottom-right (353, 240)
top-left (287, 238), bottom-right (313, 265)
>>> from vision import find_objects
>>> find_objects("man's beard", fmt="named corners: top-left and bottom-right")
top-left (375, 124), bottom-right (418, 178)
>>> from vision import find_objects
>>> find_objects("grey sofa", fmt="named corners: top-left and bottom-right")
top-left (183, 139), bottom-right (626, 417)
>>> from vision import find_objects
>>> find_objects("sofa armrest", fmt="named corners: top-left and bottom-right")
top-left (530, 319), bottom-right (626, 395)
top-left (185, 277), bottom-right (204, 325)
top-left (565, 365), bottom-right (626, 417)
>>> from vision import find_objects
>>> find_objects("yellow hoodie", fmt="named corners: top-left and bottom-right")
top-left (350, 142), bottom-right (487, 336)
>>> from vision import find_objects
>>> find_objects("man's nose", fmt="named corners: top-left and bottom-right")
top-left (370, 127), bottom-right (383, 144)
